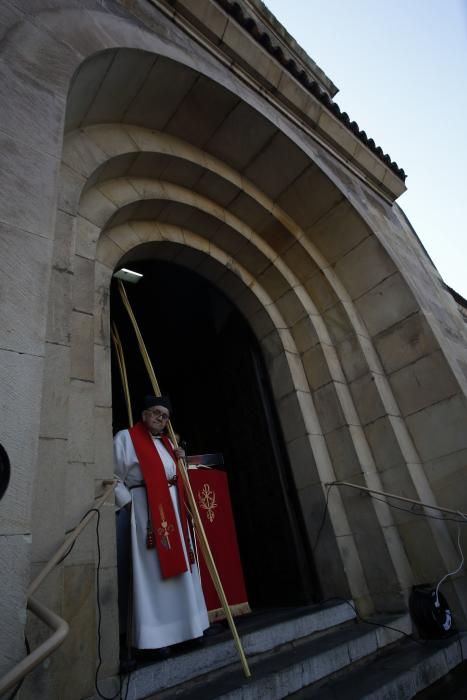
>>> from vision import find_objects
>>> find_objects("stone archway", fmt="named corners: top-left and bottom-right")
top-left (2, 7), bottom-right (466, 697)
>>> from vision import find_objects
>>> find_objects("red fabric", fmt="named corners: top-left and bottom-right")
top-left (129, 423), bottom-right (188, 579)
top-left (189, 469), bottom-right (248, 615)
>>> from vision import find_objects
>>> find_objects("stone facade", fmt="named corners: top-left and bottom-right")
top-left (0, 1), bottom-right (466, 698)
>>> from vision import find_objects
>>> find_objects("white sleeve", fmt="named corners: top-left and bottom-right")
top-left (113, 431), bottom-right (132, 509)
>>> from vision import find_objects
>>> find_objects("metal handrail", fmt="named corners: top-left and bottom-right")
top-left (326, 480), bottom-right (467, 518)
top-left (0, 480), bottom-right (116, 697)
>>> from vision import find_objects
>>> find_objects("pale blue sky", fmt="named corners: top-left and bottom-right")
top-left (265, 0), bottom-right (467, 298)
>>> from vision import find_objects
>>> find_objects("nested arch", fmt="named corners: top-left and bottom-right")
top-left (97, 224), bottom-right (371, 606)
top-left (54, 43), bottom-right (462, 612)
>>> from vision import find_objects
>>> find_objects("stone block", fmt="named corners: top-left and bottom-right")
top-left (405, 394), bottom-right (467, 462)
top-left (267, 350), bottom-right (307, 399)
top-left (275, 288), bottom-right (308, 327)
top-left (291, 314), bottom-right (320, 354)
top-left (277, 391), bottom-right (309, 443)
top-left (0, 222), bottom-right (51, 355)
top-left (355, 272), bottom-right (418, 337)
top-left (335, 333), bottom-right (369, 382)
top-left (235, 287), bottom-right (263, 322)
top-left (277, 70), bottom-right (321, 124)
top-left (423, 450), bottom-right (467, 514)
top-left (279, 164), bottom-right (343, 232)
top-left (40, 342), bottom-right (70, 439)
top-left (313, 383), bottom-right (346, 434)
top-left (57, 162), bottom-right (86, 218)
top-left (354, 143), bottom-right (387, 182)
top-left (52, 208), bottom-right (76, 274)
top-left (94, 262), bottom-right (113, 348)
top-left (61, 564), bottom-right (96, 699)
top-left (377, 464), bottom-right (424, 526)
top-left (5, 16), bottom-right (80, 93)
top-left (21, 566), bottom-right (63, 700)
top-left (349, 372), bottom-right (387, 425)
top-left (308, 200), bottom-right (370, 265)
top-left (0, 534), bottom-right (31, 676)
top-left (325, 426), bottom-right (362, 481)
top-left (94, 344), bottom-right (112, 409)
top-left (75, 215), bottom-right (100, 261)
top-left (245, 132), bottom-right (310, 203)
top-left (64, 461), bottom-right (95, 565)
top-left (0, 47), bottom-right (66, 157)
top-left (250, 308), bottom-right (277, 343)
top-left (352, 527), bottom-right (401, 605)
top-left (334, 234), bottom-right (396, 301)
top-left (80, 186), bottom-right (117, 229)
top-left (296, 483), bottom-right (351, 598)
top-left (281, 240), bottom-right (320, 283)
top-left (286, 433), bottom-right (319, 489)
top-left (303, 270), bottom-right (339, 313)
top-left (322, 302), bottom-right (354, 344)
top-left (0, 350), bottom-right (43, 534)
top-left (374, 310), bottom-right (439, 375)
top-left (63, 130), bottom-right (108, 179)
top-left (397, 517), bottom-right (445, 581)
top-left (68, 379), bottom-right (95, 464)
top-left (31, 437), bottom-right (67, 561)
top-left (96, 233), bottom-right (125, 268)
top-left (107, 222), bottom-right (144, 255)
top-left (71, 311), bottom-right (94, 381)
top-left (45, 267), bottom-right (72, 345)
top-left (301, 343), bottom-right (336, 390)
top-left (94, 407), bottom-right (114, 479)
top-left (318, 109), bottom-right (359, 157)
top-left (222, 19), bottom-right (282, 88)
top-left (364, 415), bottom-right (405, 472)
top-left (389, 350), bottom-right (459, 417)
top-left (84, 124), bottom-right (138, 160)
top-left (0, 129), bottom-right (61, 236)
top-left (72, 255), bottom-right (95, 314)
top-left (96, 565), bottom-right (119, 678)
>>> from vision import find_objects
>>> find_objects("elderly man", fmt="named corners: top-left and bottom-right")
top-left (114, 395), bottom-right (209, 652)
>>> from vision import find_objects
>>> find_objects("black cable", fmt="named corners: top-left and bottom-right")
top-left (312, 483), bottom-right (334, 552)
top-left (91, 508), bottom-right (132, 700)
top-left (321, 596), bottom-right (425, 645)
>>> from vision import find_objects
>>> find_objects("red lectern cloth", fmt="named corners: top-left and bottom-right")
top-left (188, 469), bottom-right (250, 622)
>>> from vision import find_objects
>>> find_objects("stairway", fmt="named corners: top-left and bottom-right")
top-left (122, 601), bottom-right (466, 700)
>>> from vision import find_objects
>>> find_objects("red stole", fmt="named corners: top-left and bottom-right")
top-left (129, 422), bottom-right (189, 579)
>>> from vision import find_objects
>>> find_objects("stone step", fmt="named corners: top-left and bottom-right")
top-left (141, 611), bottom-right (411, 700)
top-left (289, 632), bottom-right (467, 700)
top-left (126, 601), bottom-right (356, 699)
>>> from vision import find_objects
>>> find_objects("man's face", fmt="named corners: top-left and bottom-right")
top-left (142, 406), bottom-right (170, 435)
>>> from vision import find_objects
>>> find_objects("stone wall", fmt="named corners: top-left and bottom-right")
top-left (0, 2), bottom-right (466, 699)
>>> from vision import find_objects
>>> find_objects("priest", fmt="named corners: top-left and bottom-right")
top-left (114, 395), bottom-right (209, 652)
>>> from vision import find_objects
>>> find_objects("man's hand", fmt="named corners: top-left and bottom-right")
top-left (174, 446), bottom-right (186, 460)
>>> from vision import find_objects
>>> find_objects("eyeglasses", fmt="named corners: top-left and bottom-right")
top-left (145, 409), bottom-right (170, 421)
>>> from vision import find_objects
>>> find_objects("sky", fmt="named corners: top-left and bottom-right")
top-left (265, 0), bottom-right (467, 298)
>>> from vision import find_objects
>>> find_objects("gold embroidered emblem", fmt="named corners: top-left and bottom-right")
top-left (157, 504), bottom-right (175, 549)
top-left (198, 483), bottom-right (217, 523)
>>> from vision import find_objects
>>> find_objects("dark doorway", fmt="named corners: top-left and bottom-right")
top-left (111, 259), bottom-right (319, 608)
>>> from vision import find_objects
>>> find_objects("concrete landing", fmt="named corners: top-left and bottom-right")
top-left (121, 602), bottom-right (466, 700)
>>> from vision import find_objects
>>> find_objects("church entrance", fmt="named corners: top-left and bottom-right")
top-left (111, 258), bottom-right (319, 609)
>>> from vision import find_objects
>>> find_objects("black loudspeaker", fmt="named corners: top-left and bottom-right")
top-left (409, 584), bottom-right (456, 639)
top-left (0, 443), bottom-right (10, 501)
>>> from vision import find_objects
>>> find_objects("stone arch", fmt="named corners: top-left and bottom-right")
top-left (33, 35), bottom-right (463, 638)
top-left (1, 7), bottom-right (466, 700)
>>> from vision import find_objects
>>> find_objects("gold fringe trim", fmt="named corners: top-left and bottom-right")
top-left (208, 602), bottom-right (251, 623)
